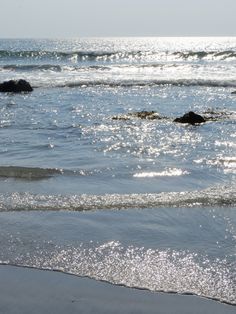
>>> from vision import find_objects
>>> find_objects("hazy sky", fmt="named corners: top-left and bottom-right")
top-left (0, 0), bottom-right (235, 38)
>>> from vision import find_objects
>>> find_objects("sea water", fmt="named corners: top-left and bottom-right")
top-left (0, 37), bottom-right (235, 304)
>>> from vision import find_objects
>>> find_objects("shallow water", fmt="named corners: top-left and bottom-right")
top-left (1, 208), bottom-right (236, 304)
top-left (0, 37), bottom-right (235, 304)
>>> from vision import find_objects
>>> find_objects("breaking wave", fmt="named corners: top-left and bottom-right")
top-left (0, 185), bottom-right (235, 212)
top-left (172, 50), bottom-right (236, 60)
top-left (1, 49), bottom-right (236, 62)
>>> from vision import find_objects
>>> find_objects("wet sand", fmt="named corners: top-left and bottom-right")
top-left (0, 265), bottom-right (235, 314)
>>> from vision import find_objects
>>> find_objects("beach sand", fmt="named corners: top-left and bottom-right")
top-left (0, 265), bottom-right (235, 314)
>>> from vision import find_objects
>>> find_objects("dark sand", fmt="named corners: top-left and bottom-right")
top-left (0, 265), bottom-right (235, 314)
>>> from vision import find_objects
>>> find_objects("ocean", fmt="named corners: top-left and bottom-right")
top-left (0, 37), bottom-right (235, 305)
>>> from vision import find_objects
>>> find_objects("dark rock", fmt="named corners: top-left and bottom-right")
top-left (0, 79), bottom-right (33, 93)
top-left (203, 109), bottom-right (234, 121)
top-left (174, 111), bottom-right (206, 125)
top-left (131, 111), bottom-right (161, 120)
top-left (231, 91), bottom-right (236, 95)
top-left (112, 111), bottom-right (162, 121)
top-left (112, 115), bottom-right (130, 121)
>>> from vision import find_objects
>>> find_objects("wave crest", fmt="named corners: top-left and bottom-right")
top-left (1, 49), bottom-right (236, 62)
top-left (56, 79), bottom-right (236, 88)
top-left (0, 185), bottom-right (235, 211)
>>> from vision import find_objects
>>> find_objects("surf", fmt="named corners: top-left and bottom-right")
top-left (0, 185), bottom-right (235, 212)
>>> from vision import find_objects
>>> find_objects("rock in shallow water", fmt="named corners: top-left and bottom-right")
top-left (174, 111), bottom-right (206, 125)
top-left (113, 110), bottom-right (231, 124)
top-left (112, 111), bottom-right (162, 120)
top-left (0, 79), bottom-right (33, 93)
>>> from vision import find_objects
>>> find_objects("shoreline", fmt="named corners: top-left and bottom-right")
top-left (0, 265), bottom-right (235, 314)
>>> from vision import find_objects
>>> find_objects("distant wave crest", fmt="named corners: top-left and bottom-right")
top-left (172, 50), bottom-right (236, 60)
top-left (1, 64), bottom-right (63, 72)
top-left (1, 49), bottom-right (236, 62)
